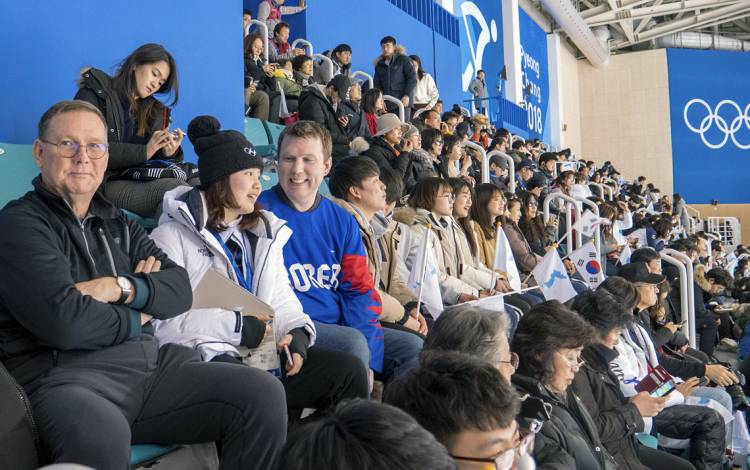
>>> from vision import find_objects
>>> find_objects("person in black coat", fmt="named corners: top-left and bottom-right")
top-left (243, 33), bottom-right (275, 120)
top-left (362, 113), bottom-right (411, 177)
top-left (511, 301), bottom-right (620, 470)
top-left (373, 36), bottom-right (417, 120)
top-left (571, 289), bottom-right (696, 470)
top-left (74, 43), bottom-right (192, 217)
top-left (297, 75), bottom-right (352, 165)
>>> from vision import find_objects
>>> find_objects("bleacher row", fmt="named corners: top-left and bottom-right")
top-left (2, 4), bottom-right (749, 470)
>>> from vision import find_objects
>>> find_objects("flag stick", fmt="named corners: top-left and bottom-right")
top-left (414, 225), bottom-right (431, 315)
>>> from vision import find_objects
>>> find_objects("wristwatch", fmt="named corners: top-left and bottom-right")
top-left (116, 276), bottom-right (133, 304)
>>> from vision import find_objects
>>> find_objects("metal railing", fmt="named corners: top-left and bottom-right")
top-left (312, 53), bottom-right (334, 84)
top-left (246, 20), bottom-right (270, 63)
top-left (291, 38), bottom-right (313, 56)
top-left (486, 150), bottom-right (515, 192)
top-left (588, 182), bottom-right (607, 200)
top-left (661, 248), bottom-right (696, 348)
top-left (464, 141), bottom-right (489, 184)
top-left (350, 71), bottom-right (373, 89)
top-left (708, 216), bottom-right (742, 250)
top-left (382, 95), bottom-right (405, 122)
top-left (543, 193), bottom-right (582, 254)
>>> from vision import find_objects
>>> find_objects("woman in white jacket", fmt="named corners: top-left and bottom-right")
top-left (410, 55), bottom-right (439, 112)
top-left (150, 116), bottom-right (368, 419)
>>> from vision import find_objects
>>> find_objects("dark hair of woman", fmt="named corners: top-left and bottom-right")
top-left (503, 197), bottom-right (522, 228)
top-left (205, 176), bottom-right (261, 232)
top-left (420, 128), bottom-right (443, 156)
top-left (597, 276), bottom-right (640, 312)
top-left (362, 88), bottom-right (383, 114)
top-left (441, 134), bottom-right (461, 158)
top-left (572, 288), bottom-right (632, 338)
top-left (408, 177), bottom-right (451, 212)
top-left (471, 183), bottom-right (503, 240)
top-left (409, 54), bottom-right (425, 80)
top-left (447, 177), bottom-right (477, 257)
top-left (112, 43), bottom-right (179, 137)
top-left (517, 191), bottom-right (545, 248)
top-left (244, 33), bottom-right (264, 59)
top-left (511, 301), bottom-right (595, 383)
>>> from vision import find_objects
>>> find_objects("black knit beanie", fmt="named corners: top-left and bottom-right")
top-left (187, 115), bottom-right (263, 189)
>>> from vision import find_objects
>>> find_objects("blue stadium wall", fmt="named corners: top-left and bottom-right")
top-left (667, 48), bottom-right (750, 204)
top-left (0, 0), bottom-right (245, 163)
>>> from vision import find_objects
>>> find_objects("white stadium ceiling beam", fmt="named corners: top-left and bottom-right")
top-left (585, 0), bottom-right (742, 27)
top-left (610, 0), bottom-right (750, 49)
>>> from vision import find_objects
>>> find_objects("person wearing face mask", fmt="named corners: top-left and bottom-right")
top-left (571, 289), bottom-right (695, 470)
top-left (150, 116), bottom-right (367, 420)
top-left (75, 43), bottom-right (193, 218)
top-left (386, 351), bottom-right (534, 470)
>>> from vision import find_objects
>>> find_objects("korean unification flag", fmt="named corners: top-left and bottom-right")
top-left (531, 249), bottom-right (577, 303)
top-left (407, 228), bottom-right (444, 318)
top-left (493, 226), bottom-right (522, 291)
top-left (572, 210), bottom-right (611, 238)
top-left (569, 241), bottom-right (605, 288)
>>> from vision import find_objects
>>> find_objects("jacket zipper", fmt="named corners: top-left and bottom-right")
top-left (0, 363), bottom-right (41, 456)
top-left (97, 228), bottom-right (119, 276)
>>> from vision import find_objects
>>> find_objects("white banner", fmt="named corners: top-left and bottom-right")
top-left (493, 225), bottom-right (522, 291)
top-left (407, 227), bottom-right (444, 318)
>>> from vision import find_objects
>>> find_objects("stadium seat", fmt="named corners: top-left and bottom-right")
top-left (635, 432), bottom-right (658, 449)
top-left (0, 143), bottom-right (38, 209)
top-left (130, 444), bottom-right (179, 468)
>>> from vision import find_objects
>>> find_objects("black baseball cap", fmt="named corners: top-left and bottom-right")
top-left (527, 174), bottom-right (547, 191)
top-left (619, 262), bottom-right (665, 285)
top-left (539, 152), bottom-right (558, 164)
top-left (517, 159), bottom-right (536, 171)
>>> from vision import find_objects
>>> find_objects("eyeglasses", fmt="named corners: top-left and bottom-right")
top-left (39, 139), bottom-right (108, 159)
top-left (498, 352), bottom-right (520, 370)
top-left (558, 352), bottom-right (585, 370)
top-left (451, 425), bottom-right (537, 470)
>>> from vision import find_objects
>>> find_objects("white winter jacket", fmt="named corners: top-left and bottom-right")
top-left (149, 186), bottom-right (315, 361)
top-left (413, 73), bottom-right (439, 108)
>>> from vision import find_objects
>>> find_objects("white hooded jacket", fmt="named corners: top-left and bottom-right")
top-left (149, 186), bottom-right (315, 361)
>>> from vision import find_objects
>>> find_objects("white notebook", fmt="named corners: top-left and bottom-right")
top-left (191, 269), bottom-right (274, 319)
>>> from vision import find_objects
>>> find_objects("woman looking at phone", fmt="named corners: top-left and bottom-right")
top-left (75, 43), bottom-right (192, 217)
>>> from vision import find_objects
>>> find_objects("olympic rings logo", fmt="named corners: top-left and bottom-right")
top-left (683, 99), bottom-right (750, 149)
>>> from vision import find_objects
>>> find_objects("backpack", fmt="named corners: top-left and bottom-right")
top-left (0, 362), bottom-right (39, 470)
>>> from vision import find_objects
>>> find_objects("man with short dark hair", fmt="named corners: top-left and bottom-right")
top-left (374, 35), bottom-right (417, 120)
top-left (0, 100), bottom-right (287, 469)
top-left (258, 121), bottom-right (384, 386)
top-left (423, 108), bottom-right (441, 130)
top-left (385, 352), bottom-right (524, 469)
top-left (277, 399), bottom-right (457, 470)
top-left (515, 158), bottom-right (535, 192)
top-left (469, 70), bottom-right (487, 115)
top-left (314, 43), bottom-right (352, 83)
top-left (328, 158), bottom-right (425, 381)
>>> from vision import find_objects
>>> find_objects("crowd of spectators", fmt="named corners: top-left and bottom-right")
top-left (4, 4), bottom-right (750, 470)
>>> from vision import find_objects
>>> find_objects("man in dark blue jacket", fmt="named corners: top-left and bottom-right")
top-left (0, 100), bottom-right (286, 469)
top-left (373, 36), bottom-right (417, 121)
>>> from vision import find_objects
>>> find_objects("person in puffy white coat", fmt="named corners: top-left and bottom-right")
top-left (150, 115), bottom-right (368, 419)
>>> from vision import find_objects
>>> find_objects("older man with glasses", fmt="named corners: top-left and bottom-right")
top-left (0, 100), bottom-right (287, 469)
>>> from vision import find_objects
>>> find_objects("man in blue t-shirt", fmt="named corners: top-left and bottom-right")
top-left (261, 121), bottom-right (420, 385)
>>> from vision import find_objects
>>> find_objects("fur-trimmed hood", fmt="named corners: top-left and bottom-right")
top-left (373, 44), bottom-right (407, 65)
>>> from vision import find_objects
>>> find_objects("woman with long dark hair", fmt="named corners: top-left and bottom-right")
top-left (243, 33), bottom-right (274, 120)
top-left (75, 43), bottom-right (193, 217)
top-left (362, 88), bottom-right (385, 136)
top-left (518, 190), bottom-right (557, 257)
top-left (409, 54), bottom-right (438, 111)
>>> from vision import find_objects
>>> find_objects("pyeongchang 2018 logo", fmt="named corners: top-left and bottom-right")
top-left (460, 1), bottom-right (499, 91)
top-left (683, 99), bottom-right (750, 149)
